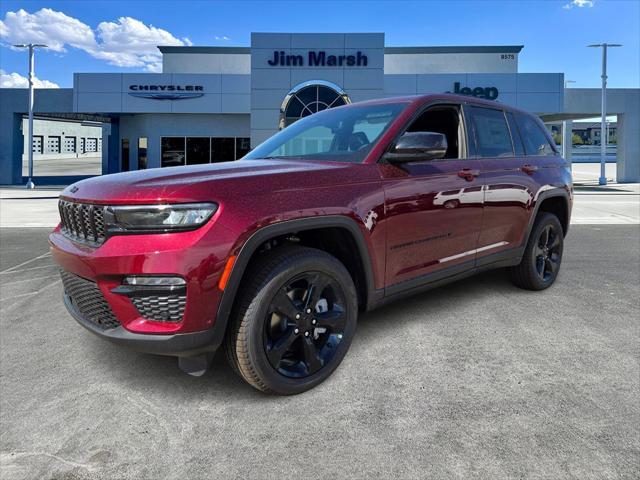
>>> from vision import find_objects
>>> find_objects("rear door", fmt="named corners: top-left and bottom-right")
top-left (471, 107), bottom-right (540, 261)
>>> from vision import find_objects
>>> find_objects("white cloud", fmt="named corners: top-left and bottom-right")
top-left (0, 69), bottom-right (59, 88)
top-left (563, 0), bottom-right (594, 9)
top-left (0, 8), bottom-right (192, 72)
top-left (0, 8), bottom-right (95, 52)
top-left (214, 35), bottom-right (230, 41)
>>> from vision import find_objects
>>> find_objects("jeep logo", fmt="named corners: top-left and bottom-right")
top-left (449, 82), bottom-right (499, 100)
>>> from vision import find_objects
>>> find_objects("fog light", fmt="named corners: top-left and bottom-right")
top-left (123, 276), bottom-right (186, 286)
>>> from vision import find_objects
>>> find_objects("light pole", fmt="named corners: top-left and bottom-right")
top-left (562, 80), bottom-right (576, 161)
top-left (13, 43), bottom-right (48, 189)
top-left (588, 43), bottom-right (622, 186)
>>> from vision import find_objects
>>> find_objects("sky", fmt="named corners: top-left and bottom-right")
top-left (0, 0), bottom-right (638, 89)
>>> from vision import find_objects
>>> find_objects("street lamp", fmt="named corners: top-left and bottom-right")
top-left (13, 43), bottom-right (48, 189)
top-left (562, 81), bottom-right (576, 160)
top-left (588, 43), bottom-right (622, 186)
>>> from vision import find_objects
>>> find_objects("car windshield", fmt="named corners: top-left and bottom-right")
top-left (244, 102), bottom-right (407, 163)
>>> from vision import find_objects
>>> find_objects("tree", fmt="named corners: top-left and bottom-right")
top-left (572, 134), bottom-right (583, 146)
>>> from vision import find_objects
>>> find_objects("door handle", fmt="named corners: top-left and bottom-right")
top-left (458, 168), bottom-right (479, 181)
top-left (521, 164), bottom-right (539, 175)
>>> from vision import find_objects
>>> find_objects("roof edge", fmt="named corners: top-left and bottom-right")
top-left (158, 45), bottom-right (524, 55)
top-left (158, 46), bottom-right (251, 54)
top-left (384, 45), bottom-right (524, 54)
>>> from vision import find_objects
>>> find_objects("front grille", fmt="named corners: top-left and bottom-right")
top-left (132, 294), bottom-right (187, 322)
top-left (60, 270), bottom-right (120, 330)
top-left (58, 200), bottom-right (106, 245)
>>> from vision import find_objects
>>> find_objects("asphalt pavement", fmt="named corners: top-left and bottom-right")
top-left (1, 225), bottom-right (638, 479)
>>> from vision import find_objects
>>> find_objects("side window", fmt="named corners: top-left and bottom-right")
top-left (515, 112), bottom-right (556, 156)
top-left (406, 105), bottom-right (461, 159)
top-left (506, 112), bottom-right (525, 156)
top-left (470, 107), bottom-right (513, 158)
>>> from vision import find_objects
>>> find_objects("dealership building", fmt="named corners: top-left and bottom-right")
top-left (0, 32), bottom-right (638, 184)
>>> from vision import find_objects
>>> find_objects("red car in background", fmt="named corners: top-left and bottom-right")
top-left (50, 94), bottom-right (572, 395)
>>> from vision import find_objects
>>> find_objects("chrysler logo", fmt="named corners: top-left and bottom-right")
top-left (128, 85), bottom-right (204, 100)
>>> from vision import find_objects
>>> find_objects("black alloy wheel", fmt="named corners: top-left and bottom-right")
top-left (533, 223), bottom-right (562, 282)
top-left (509, 212), bottom-right (564, 291)
top-left (264, 272), bottom-right (348, 378)
top-left (225, 246), bottom-right (357, 395)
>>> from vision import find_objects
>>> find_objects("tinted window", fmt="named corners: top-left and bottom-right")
top-left (506, 112), bottom-right (525, 156)
top-left (121, 139), bottom-right (129, 171)
top-left (515, 112), bottom-right (556, 156)
top-left (235, 138), bottom-right (251, 159)
top-left (211, 138), bottom-right (235, 163)
top-left (470, 107), bottom-right (513, 158)
top-left (161, 137), bottom-right (186, 167)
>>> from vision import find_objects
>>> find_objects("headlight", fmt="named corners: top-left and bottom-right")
top-left (105, 203), bottom-right (218, 233)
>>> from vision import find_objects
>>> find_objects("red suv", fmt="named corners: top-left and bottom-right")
top-left (50, 94), bottom-right (572, 395)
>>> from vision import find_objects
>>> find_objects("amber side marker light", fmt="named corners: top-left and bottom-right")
top-left (218, 255), bottom-right (237, 290)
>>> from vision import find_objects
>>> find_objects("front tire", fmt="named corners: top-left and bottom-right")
top-left (224, 246), bottom-right (358, 395)
top-left (509, 212), bottom-right (564, 291)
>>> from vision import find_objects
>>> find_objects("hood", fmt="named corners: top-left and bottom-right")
top-left (61, 159), bottom-right (363, 204)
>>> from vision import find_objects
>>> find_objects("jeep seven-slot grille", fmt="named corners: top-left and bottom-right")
top-left (60, 270), bottom-right (120, 330)
top-left (58, 200), bottom-right (106, 245)
top-left (132, 294), bottom-right (187, 322)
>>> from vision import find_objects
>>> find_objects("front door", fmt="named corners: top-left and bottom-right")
top-left (380, 104), bottom-right (484, 288)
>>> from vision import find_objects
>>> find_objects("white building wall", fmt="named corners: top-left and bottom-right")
top-left (163, 53), bottom-right (251, 74)
top-left (384, 52), bottom-right (518, 74)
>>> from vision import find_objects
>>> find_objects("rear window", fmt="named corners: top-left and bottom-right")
top-left (470, 107), bottom-right (514, 158)
top-left (515, 112), bottom-right (556, 156)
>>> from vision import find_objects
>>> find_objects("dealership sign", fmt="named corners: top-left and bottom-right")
top-left (268, 50), bottom-right (368, 67)
top-left (448, 82), bottom-right (499, 100)
top-left (128, 85), bottom-right (204, 100)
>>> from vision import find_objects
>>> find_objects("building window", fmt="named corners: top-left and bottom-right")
top-left (64, 136), bottom-right (76, 154)
top-left (32, 135), bottom-right (43, 154)
top-left (80, 138), bottom-right (86, 154)
top-left (138, 138), bottom-right (148, 169)
top-left (47, 136), bottom-right (61, 154)
top-left (121, 139), bottom-right (130, 171)
top-left (161, 137), bottom-right (186, 167)
top-left (186, 137), bottom-right (210, 165)
top-left (161, 137), bottom-right (251, 167)
top-left (236, 137), bottom-right (251, 159)
top-left (211, 138), bottom-right (235, 163)
top-left (280, 80), bottom-right (350, 129)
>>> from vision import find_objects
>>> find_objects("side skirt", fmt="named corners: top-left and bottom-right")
top-left (368, 246), bottom-right (523, 311)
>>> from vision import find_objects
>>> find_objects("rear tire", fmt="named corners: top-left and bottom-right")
top-left (509, 212), bottom-right (564, 291)
top-left (224, 245), bottom-right (358, 395)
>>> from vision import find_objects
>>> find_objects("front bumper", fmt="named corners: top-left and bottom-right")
top-left (63, 293), bottom-right (224, 356)
top-left (50, 215), bottom-right (238, 355)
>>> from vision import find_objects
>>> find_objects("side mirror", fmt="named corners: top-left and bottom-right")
top-left (385, 131), bottom-right (448, 163)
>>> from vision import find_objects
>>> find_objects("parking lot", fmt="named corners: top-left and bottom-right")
top-left (1, 189), bottom-right (639, 479)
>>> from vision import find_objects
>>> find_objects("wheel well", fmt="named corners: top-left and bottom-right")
top-left (537, 196), bottom-right (569, 235)
top-left (241, 227), bottom-right (369, 310)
